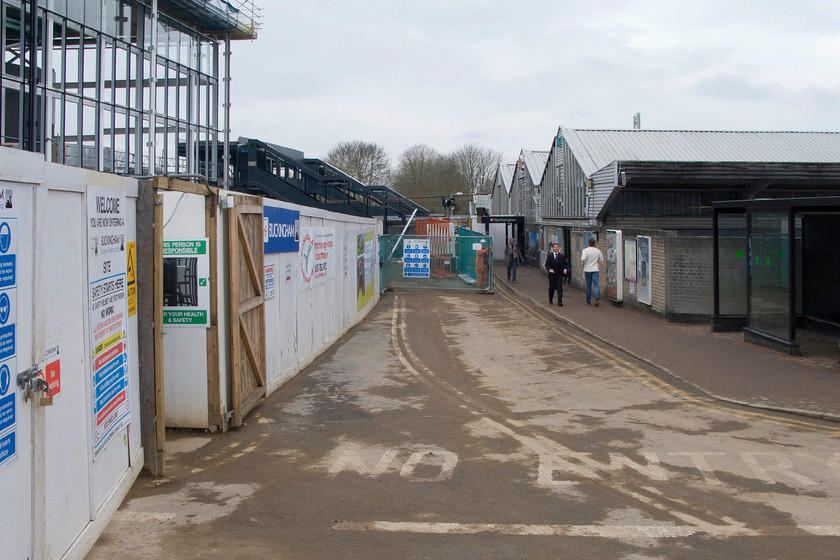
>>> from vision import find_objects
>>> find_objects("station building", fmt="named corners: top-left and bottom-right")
top-left (519, 127), bottom-right (840, 329)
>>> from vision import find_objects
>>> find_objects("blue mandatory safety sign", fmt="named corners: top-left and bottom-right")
top-left (403, 239), bottom-right (431, 278)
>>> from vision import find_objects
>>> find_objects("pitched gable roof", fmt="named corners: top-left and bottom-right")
top-left (518, 149), bottom-right (550, 185)
top-left (498, 163), bottom-right (516, 195)
top-left (559, 127), bottom-right (840, 177)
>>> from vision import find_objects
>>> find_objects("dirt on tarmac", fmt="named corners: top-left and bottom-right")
top-left (87, 290), bottom-right (840, 560)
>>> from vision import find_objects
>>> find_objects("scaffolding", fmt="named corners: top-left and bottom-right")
top-left (158, 0), bottom-right (262, 40)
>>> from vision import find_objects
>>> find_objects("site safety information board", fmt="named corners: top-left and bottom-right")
top-left (0, 187), bottom-right (17, 471)
top-left (87, 185), bottom-right (131, 459)
top-left (403, 239), bottom-right (430, 278)
top-left (163, 239), bottom-right (210, 326)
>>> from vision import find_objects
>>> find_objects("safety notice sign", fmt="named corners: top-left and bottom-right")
top-left (87, 185), bottom-right (130, 459)
top-left (403, 239), bottom-right (430, 278)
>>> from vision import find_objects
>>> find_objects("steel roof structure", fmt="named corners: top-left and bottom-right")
top-left (158, 0), bottom-right (260, 39)
top-left (230, 138), bottom-right (429, 224)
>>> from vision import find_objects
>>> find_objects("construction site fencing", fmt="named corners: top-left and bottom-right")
top-left (379, 231), bottom-right (493, 293)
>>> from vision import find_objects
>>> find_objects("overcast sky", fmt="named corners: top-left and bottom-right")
top-left (229, 0), bottom-right (840, 166)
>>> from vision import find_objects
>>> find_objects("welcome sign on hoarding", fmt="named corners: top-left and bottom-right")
top-left (263, 205), bottom-right (300, 254)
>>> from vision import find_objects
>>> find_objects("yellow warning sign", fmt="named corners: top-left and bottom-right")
top-left (126, 241), bottom-right (137, 317)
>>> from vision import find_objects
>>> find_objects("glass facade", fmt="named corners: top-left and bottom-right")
top-left (1, 0), bottom-right (221, 181)
top-left (716, 213), bottom-right (748, 316)
top-left (748, 212), bottom-right (793, 340)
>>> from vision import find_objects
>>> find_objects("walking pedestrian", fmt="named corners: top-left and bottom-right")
top-left (581, 237), bottom-right (604, 306)
top-left (504, 238), bottom-right (523, 283)
top-left (544, 243), bottom-right (567, 306)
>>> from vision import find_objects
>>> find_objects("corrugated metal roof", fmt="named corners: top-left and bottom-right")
top-left (498, 163), bottom-right (516, 195)
top-left (519, 149), bottom-right (549, 185)
top-left (559, 127), bottom-right (840, 177)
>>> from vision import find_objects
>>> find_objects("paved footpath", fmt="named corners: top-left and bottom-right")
top-left (496, 263), bottom-right (840, 422)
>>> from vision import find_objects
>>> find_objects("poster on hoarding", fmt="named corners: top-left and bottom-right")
top-left (299, 228), bottom-right (335, 290)
top-left (87, 185), bottom-right (130, 458)
top-left (357, 231), bottom-right (375, 310)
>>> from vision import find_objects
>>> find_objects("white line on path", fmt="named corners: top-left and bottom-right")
top-left (334, 521), bottom-right (840, 538)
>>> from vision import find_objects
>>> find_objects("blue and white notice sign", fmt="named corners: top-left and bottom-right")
top-left (0, 187), bottom-right (17, 472)
top-left (403, 239), bottom-right (430, 278)
top-left (263, 206), bottom-right (300, 254)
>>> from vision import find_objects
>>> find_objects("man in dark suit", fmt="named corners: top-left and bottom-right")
top-left (544, 243), bottom-right (567, 306)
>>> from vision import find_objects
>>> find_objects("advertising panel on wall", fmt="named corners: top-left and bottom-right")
top-left (263, 205), bottom-right (300, 254)
top-left (624, 238), bottom-right (637, 282)
top-left (0, 187), bottom-right (17, 471)
top-left (357, 231), bottom-right (375, 310)
top-left (87, 185), bottom-right (130, 458)
top-left (162, 239), bottom-right (210, 326)
top-left (299, 228), bottom-right (335, 290)
top-left (606, 230), bottom-right (623, 302)
top-left (637, 236), bottom-right (652, 305)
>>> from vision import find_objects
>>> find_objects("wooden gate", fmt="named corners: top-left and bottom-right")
top-left (228, 195), bottom-right (266, 426)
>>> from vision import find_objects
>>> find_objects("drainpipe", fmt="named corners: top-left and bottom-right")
top-left (222, 32), bottom-right (231, 188)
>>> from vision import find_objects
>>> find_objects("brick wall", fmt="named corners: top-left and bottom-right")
top-left (568, 228), bottom-right (740, 321)
top-left (664, 234), bottom-right (713, 319)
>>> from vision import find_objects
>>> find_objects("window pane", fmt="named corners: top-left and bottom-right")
top-left (50, 20), bottom-right (64, 89)
top-left (64, 97), bottom-right (79, 166)
top-left (3, 6), bottom-right (23, 78)
top-left (717, 213), bottom-right (747, 316)
top-left (47, 1), bottom-right (68, 17)
top-left (101, 40), bottom-right (114, 103)
top-left (102, 105), bottom-right (114, 172)
top-left (64, 23), bottom-right (81, 95)
top-left (114, 45), bottom-right (127, 106)
top-left (2, 86), bottom-right (22, 144)
top-left (142, 55), bottom-right (150, 108)
top-left (749, 213), bottom-right (791, 339)
top-left (141, 116), bottom-right (150, 174)
top-left (128, 112), bottom-right (138, 174)
top-left (128, 49), bottom-right (138, 108)
top-left (155, 62), bottom-right (166, 113)
top-left (167, 65), bottom-right (177, 116)
top-left (48, 95), bottom-right (62, 162)
top-left (82, 31), bottom-right (97, 99)
top-left (130, 2), bottom-right (142, 47)
top-left (156, 20), bottom-right (168, 60)
top-left (102, 0), bottom-right (119, 38)
top-left (113, 109), bottom-right (127, 172)
top-left (84, 0), bottom-right (101, 29)
top-left (67, 0), bottom-right (83, 23)
top-left (82, 102), bottom-right (96, 169)
top-left (178, 69), bottom-right (188, 121)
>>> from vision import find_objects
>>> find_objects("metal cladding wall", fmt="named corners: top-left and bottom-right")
top-left (0, 147), bottom-right (143, 560)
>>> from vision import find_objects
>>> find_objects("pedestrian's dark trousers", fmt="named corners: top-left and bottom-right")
top-left (548, 272), bottom-right (563, 303)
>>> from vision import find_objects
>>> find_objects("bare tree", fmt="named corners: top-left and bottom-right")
top-left (324, 140), bottom-right (391, 186)
top-left (392, 144), bottom-right (440, 198)
top-left (453, 143), bottom-right (504, 195)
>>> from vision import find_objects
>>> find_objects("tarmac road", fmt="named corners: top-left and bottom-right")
top-left (88, 289), bottom-right (840, 559)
